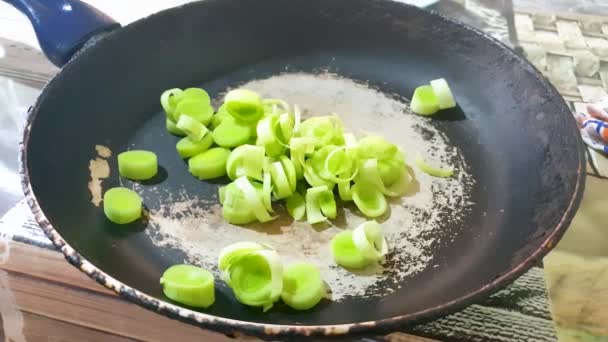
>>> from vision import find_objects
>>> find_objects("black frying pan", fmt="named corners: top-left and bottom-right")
top-left (9, 0), bottom-right (585, 338)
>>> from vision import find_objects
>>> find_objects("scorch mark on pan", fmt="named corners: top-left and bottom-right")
top-left (88, 145), bottom-right (112, 206)
top-left (145, 72), bottom-right (475, 301)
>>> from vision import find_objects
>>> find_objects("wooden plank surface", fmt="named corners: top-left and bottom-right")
top-left (0, 241), bottom-right (434, 342)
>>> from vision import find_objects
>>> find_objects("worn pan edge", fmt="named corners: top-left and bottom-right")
top-left (19, 0), bottom-right (586, 337)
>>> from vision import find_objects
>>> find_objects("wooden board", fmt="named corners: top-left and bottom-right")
top-left (0, 241), bottom-right (431, 342)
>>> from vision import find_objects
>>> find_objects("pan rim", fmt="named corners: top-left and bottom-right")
top-left (19, 0), bottom-right (586, 337)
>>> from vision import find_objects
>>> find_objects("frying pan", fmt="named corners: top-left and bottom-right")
top-left (8, 0), bottom-right (585, 337)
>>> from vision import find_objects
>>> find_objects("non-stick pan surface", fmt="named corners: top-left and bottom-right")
top-left (19, 0), bottom-right (584, 337)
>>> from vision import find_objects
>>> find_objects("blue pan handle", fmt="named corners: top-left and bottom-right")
top-left (3, 0), bottom-right (120, 67)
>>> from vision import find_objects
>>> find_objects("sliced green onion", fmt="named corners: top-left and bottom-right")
top-left (351, 183), bottom-right (388, 218)
top-left (286, 192), bottom-right (306, 221)
top-left (226, 145), bottom-right (265, 181)
top-left (430, 78), bottom-right (456, 110)
top-left (234, 177), bottom-right (275, 223)
top-left (118, 150), bottom-right (158, 180)
top-left (331, 231), bottom-right (372, 269)
top-left (103, 187), bottom-right (142, 224)
top-left (174, 100), bottom-right (214, 125)
top-left (218, 241), bottom-right (264, 279)
top-left (411, 85), bottom-right (439, 116)
top-left (160, 264), bottom-right (215, 308)
top-left (182, 87), bottom-right (211, 106)
top-left (352, 221), bottom-right (388, 262)
top-left (160, 88), bottom-right (183, 117)
top-left (415, 154), bottom-right (454, 178)
top-left (176, 115), bottom-right (209, 142)
top-left (166, 118), bottom-right (186, 136)
top-left (226, 249), bottom-right (283, 311)
top-left (281, 263), bottom-right (325, 310)
top-left (188, 147), bottom-right (231, 180)
top-left (176, 134), bottom-right (214, 159)
top-left (212, 116), bottom-right (254, 148)
top-left (224, 89), bottom-right (264, 123)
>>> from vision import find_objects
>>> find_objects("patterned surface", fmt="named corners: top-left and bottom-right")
top-left (515, 6), bottom-right (608, 177)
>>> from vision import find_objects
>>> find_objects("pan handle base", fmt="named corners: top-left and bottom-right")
top-left (3, 0), bottom-right (120, 67)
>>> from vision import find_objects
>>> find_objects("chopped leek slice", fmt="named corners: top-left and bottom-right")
top-left (160, 88), bottom-right (183, 117)
top-left (281, 263), bottom-right (325, 310)
top-left (166, 118), bottom-right (186, 136)
top-left (430, 78), bottom-right (457, 109)
top-left (256, 114), bottom-right (286, 157)
top-left (298, 116), bottom-right (343, 148)
top-left (225, 249), bottom-right (283, 311)
top-left (212, 116), bottom-right (254, 148)
top-left (160, 264), bottom-right (215, 308)
top-left (356, 136), bottom-right (398, 161)
top-left (279, 156), bottom-right (297, 193)
top-left (226, 145), bottom-right (265, 181)
top-left (303, 161), bottom-right (335, 190)
top-left (188, 147), bottom-right (231, 180)
top-left (234, 177), bottom-right (275, 223)
top-left (211, 104), bottom-right (230, 129)
top-left (337, 172), bottom-right (354, 201)
top-left (415, 154), bottom-right (454, 178)
top-left (118, 150), bottom-right (158, 180)
top-left (305, 186), bottom-right (335, 224)
top-left (352, 221), bottom-right (388, 262)
top-left (218, 242), bottom-right (265, 277)
top-left (174, 100), bottom-right (214, 125)
top-left (176, 134), bottom-right (214, 159)
top-left (219, 183), bottom-right (257, 225)
top-left (182, 88), bottom-right (211, 106)
top-left (352, 183), bottom-right (388, 218)
top-left (224, 89), bottom-right (264, 123)
top-left (286, 192), bottom-right (306, 221)
top-left (176, 115), bottom-right (209, 142)
top-left (331, 231), bottom-right (371, 269)
top-left (357, 159), bottom-right (409, 197)
top-left (411, 85), bottom-right (440, 116)
top-left (262, 172), bottom-right (274, 213)
top-left (103, 187), bottom-right (142, 224)
top-left (269, 161), bottom-right (292, 200)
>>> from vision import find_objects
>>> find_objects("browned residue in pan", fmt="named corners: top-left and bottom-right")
top-left (88, 145), bottom-right (112, 206)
